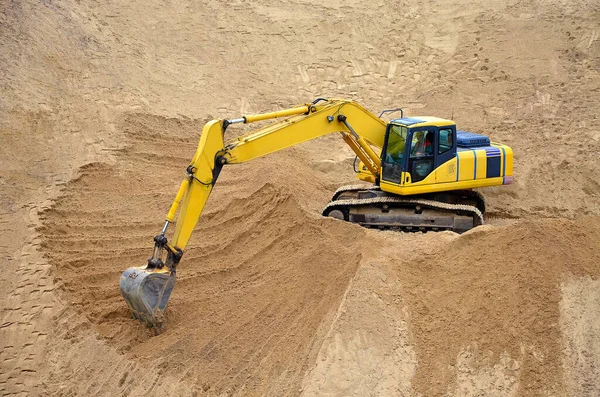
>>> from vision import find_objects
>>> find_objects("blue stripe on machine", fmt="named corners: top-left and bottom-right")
top-left (456, 154), bottom-right (460, 181)
top-left (473, 150), bottom-right (477, 180)
top-left (501, 147), bottom-right (506, 176)
top-left (485, 148), bottom-right (501, 156)
top-left (485, 149), bottom-right (502, 178)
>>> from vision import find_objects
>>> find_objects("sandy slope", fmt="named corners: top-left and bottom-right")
top-left (1, 0), bottom-right (600, 396)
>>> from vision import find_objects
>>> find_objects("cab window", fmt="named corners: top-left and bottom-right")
top-left (384, 125), bottom-right (407, 165)
top-left (410, 130), bottom-right (433, 157)
top-left (381, 124), bottom-right (408, 184)
top-left (438, 128), bottom-right (453, 154)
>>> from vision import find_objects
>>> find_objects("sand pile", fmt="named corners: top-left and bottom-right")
top-left (298, 218), bottom-right (600, 397)
top-left (385, 218), bottom-right (600, 395)
top-left (39, 114), bottom-right (367, 395)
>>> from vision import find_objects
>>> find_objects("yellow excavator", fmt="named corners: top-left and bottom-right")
top-left (120, 98), bottom-right (513, 330)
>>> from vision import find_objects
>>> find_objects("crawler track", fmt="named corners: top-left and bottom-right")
top-left (323, 185), bottom-right (485, 233)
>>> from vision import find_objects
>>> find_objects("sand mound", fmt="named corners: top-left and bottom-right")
top-left (379, 217), bottom-right (600, 395)
top-left (297, 218), bottom-right (600, 397)
top-left (39, 114), bottom-right (366, 395)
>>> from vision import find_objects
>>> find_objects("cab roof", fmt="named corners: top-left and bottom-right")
top-left (390, 116), bottom-right (456, 128)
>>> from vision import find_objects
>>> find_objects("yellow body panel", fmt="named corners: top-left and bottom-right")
top-left (501, 144), bottom-right (514, 176)
top-left (458, 151), bottom-right (476, 182)
top-left (435, 156), bottom-right (458, 183)
top-left (474, 150), bottom-right (487, 180)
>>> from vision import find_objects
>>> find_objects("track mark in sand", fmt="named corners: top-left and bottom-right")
top-left (39, 113), bottom-right (366, 395)
top-left (301, 258), bottom-right (417, 396)
top-left (560, 277), bottom-right (600, 396)
top-left (297, 65), bottom-right (310, 83)
top-left (535, 90), bottom-right (551, 106)
top-left (450, 349), bottom-right (519, 396)
top-left (350, 60), bottom-right (363, 77)
top-left (387, 60), bottom-right (398, 79)
top-left (0, 216), bottom-right (58, 397)
top-left (239, 97), bottom-right (251, 114)
top-left (588, 30), bottom-right (598, 49)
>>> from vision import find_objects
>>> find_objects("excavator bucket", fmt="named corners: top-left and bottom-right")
top-left (120, 266), bottom-right (176, 331)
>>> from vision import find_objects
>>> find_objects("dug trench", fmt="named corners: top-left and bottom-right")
top-left (39, 113), bottom-right (600, 396)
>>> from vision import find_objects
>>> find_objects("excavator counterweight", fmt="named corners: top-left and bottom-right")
top-left (120, 98), bottom-right (513, 331)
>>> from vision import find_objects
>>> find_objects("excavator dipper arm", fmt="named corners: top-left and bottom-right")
top-left (120, 98), bottom-right (386, 330)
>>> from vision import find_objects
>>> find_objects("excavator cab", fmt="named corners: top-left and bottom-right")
top-left (379, 118), bottom-right (458, 187)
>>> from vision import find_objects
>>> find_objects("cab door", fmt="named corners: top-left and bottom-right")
top-left (435, 126), bottom-right (456, 168)
top-left (407, 127), bottom-right (437, 183)
top-left (380, 124), bottom-right (408, 185)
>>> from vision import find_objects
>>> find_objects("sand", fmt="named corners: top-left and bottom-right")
top-left (1, 0), bottom-right (600, 396)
